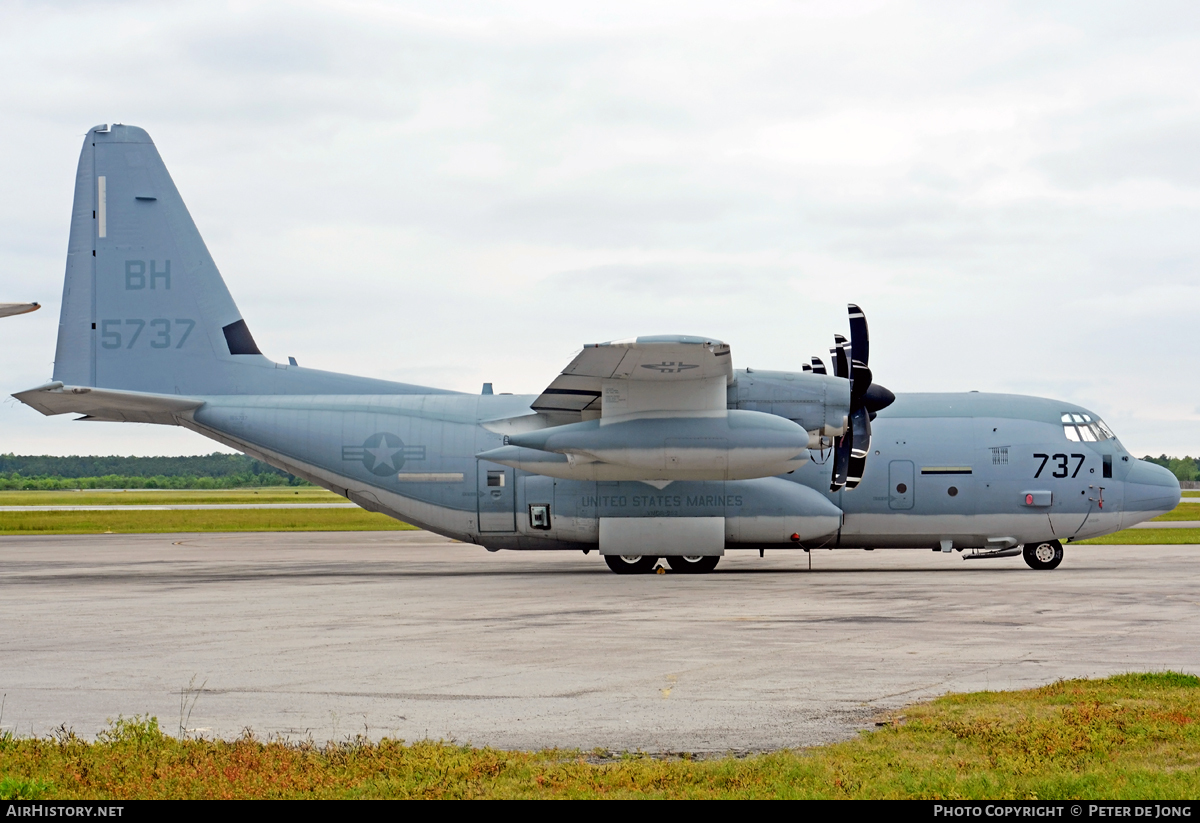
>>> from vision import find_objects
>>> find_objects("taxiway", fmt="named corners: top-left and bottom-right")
top-left (1, 531), bottom-right (1197, 752)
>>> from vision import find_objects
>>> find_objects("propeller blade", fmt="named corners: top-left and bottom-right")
top-left (811, 357), bottom-right (826, 375)
top-left (849, 406), bottom-right (870, 458)
top-left (829, 433), bottom-right (850, 492)
top-left (845, 406), bottom-right (871, 489)
top-left (850, 359), bottom-right (872, 404)
top-left (831, 336), bottom-right (849, 380)
top-left (802, 362), bottom-right (812, 372)
top-left (847, 303), bottom-right (869, 367)
top-left (845, 454), bottom-right (866, 489)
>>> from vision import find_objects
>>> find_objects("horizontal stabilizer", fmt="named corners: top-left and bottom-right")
top-left (0, 302), bottom-right (40, 318)
top-left (13, 381), bottom-right (204, 425)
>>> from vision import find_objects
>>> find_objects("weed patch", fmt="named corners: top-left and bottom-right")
top-left (0, 674), bottom-right (1197, 799)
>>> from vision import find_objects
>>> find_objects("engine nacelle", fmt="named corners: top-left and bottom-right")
top-left (731, 369), bottom-right (850, 436)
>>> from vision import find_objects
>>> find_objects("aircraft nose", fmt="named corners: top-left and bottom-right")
top-left (1121, 460), bottom-right (1181, 528)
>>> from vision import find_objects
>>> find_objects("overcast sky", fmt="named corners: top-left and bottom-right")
top-left (1, 0), bottom-right (1197, 457)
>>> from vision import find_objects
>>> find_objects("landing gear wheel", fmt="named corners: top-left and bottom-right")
top-left (1023, 540), bottom-right (1063, 570)
top-left (604, 554), bottom-right (660, 575)
top-left (665, 555), bottom-right (720, 574)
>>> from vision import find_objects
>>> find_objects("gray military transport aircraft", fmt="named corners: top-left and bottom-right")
top-left (13, 125), bottom-right (1182, 574)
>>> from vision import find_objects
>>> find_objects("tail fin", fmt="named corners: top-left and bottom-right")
top-left (54, 124), bottom-right (270, 394)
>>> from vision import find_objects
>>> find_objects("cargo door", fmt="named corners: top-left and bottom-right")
top-left (477, 461), bottom-right (516, 532)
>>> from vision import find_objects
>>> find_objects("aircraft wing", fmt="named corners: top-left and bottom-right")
top-left (531, 335), bottom-right (732, 420)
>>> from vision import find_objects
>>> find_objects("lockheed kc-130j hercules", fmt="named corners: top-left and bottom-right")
top-left (13, 125), bottom-right (1181, 574)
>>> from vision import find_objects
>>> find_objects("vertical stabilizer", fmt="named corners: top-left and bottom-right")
top-left (53, 124), bottom-right (270, 394)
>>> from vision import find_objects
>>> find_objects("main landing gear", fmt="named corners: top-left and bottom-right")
top-left (604, 554), bottom-right (659, 574)
top-left (665, 555), bottom-right (720, 574)
top-left (1023, 540), bottom-right (1063, 570)
top-left (603, 554), bottom-right (721, 574)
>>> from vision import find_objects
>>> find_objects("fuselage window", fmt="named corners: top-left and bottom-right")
top-left (1061, 412), bottom-right (1112, 443)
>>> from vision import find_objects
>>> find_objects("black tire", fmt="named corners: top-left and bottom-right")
top-left (604, 554), bottom-right (660, 575)
top-left (1023, 540), bottom-right (1063, 570)
top-left (665, 555), bottom-right (720, 574)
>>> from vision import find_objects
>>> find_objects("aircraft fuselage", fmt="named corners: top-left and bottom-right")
top-left (178, 382), bottom-right (1179, 555)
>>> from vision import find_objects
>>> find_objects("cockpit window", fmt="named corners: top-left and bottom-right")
top-left (1061, 412), bottom-right (1112, 442)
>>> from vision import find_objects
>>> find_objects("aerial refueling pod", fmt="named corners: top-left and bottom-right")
top-left (477, 410), bottom-right (811, 482)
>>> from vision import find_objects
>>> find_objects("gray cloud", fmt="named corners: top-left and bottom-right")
top-left (1036, 119), bottom-right (1200, 188)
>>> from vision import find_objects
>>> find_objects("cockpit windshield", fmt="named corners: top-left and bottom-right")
top-left (1062, 412), bottom-right (1114, 442)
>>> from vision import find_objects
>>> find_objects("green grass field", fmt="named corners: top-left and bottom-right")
top-left (1075, 529), bottom-right (1200, 545)
top-left (0, 487), bottom-right (343, 506)
top-left (0, 486), bottom-right (417, 534)
top-left (1151, 502), bottom-right (1200, 521)
top-left (1, 673), bottom-right (1196, 799)
top-left (0, 509), bottom-right (416, 534)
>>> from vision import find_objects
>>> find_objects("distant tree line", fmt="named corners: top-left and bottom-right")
top-left (0, 453), bottom-right (309, 490)
top-left (1141, 455), bottom-right (1200, 483)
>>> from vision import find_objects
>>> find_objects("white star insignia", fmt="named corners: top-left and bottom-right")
top-left (365, 441), bottom-right (404, 471)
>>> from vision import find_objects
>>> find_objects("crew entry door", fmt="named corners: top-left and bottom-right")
top-left (478, 461), bottom-right (516, 532)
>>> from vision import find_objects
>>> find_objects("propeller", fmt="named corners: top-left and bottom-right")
top-left (828, 304), bottom-right (895, 492)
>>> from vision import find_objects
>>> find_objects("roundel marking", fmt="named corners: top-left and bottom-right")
top-left (361, 432), bottom-right (407, 476)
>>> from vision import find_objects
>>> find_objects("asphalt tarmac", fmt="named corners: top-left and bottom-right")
top-left (2, 531), bottom-right (1197, 753)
